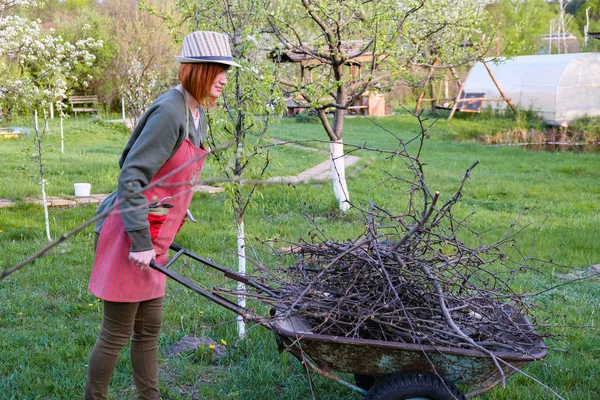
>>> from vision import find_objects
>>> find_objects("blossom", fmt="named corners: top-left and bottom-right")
top-left (245, 35), bottom-right (258, 46)
top-left (209, 344), bottom-right (215, 350)
top-left (0, 0), bottom-right (102, 111)
top-left (220, 339), bottom-right (227, 346)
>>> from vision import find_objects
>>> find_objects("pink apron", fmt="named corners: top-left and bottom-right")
top-left (89, 135), bottom-right (207, 302)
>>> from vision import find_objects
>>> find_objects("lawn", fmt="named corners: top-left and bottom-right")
top-left (0, 111), bottom-right (598, 399)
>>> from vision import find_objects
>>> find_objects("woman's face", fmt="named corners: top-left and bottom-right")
top-left (210, 68), bottom-right (228, 98)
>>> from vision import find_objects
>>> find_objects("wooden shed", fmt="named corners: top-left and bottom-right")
top-left (270, 40), bottom-right (387, 117)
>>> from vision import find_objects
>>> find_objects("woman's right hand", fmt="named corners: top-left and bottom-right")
top-left (129, 249), bottom-right (156, 270)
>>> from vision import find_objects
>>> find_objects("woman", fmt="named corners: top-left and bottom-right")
top-left (85, 31), bottom-right (238, 400)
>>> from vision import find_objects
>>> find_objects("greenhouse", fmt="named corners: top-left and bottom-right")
top-left (462, 53), bottom-right (600, 126)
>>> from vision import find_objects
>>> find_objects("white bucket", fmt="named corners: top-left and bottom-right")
top-left (74, 183), bottom-right (91, 197)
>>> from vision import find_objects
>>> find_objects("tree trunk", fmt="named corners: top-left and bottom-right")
top-left (60, 115), bottom-right (64, 154)
top-left (236, 216), bottom-right (246, 338)
top-left (34, 110), bottom-right (52, 242)
top-left (41, 178), bottom-right (51, 242)
top-left (330, 139), bottom-right (350, 212)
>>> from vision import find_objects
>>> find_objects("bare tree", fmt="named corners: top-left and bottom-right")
top-left (267, 0), bottom-right (489, 212)
top-left (100, 0), bottom-right (179, 122)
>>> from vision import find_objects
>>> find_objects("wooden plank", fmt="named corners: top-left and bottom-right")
top-left (481, 60), bottom-right (516, 113)
top-left (0, 199), bottom-right (16, 208)
top-left (2, 194), bottom-right (106, 208)
top-left (72, 107), bottom-right (99, 112)
top-left (26, 196), bottom-right (77, 207)
top-left (193, 185), bottom-right (224, 194)
top-left (419, 98), bottom-right (456, 102)
top-left (69, 96), bottom-right (98, 103)
top-left (74, 194), bottom-right (108, 205)
top-left (448, 64), bottom-right (476, 120)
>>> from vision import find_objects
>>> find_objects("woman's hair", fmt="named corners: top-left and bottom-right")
top-left (178, 63), bottom-right (228, 108)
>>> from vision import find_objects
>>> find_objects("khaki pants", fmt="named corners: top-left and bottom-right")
top-left (85, 297), bottom-right (163, 400)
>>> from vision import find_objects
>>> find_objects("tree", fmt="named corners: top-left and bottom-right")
top-left (21, 0), bottom-right (114, 101)
top-left (485, 0), bottom-right (559, 56)
top-left (268, 0), bottom-right (490, 212)
top-left (142, 0), bottom-right (286, 337)
top-left (99, 0), bottom-right (179, 118)
top-left (566, 0), bottom-right (587, 16)
top-left (572, 0), bottom-right (600, 50)
top-left (0, 0), bottom-right (102, 239)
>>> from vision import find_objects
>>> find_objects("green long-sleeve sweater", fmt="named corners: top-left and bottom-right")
top-left (94, 87), bottom-right (207, 252)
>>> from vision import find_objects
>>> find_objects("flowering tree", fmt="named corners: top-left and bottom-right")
top-left (0, 0), bottom-right (101, 117)
top-left (0, 0), bottom-right (102, 240)
top-left (120, 50), bottom-right (158, 128)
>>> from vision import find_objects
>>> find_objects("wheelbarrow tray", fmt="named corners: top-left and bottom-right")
top-left (271, 312), bottom-right (547, 396)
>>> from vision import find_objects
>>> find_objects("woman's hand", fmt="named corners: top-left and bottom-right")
top-left (129, 249), bottom-right (156, 270)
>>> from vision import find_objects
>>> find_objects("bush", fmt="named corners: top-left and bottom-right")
top-left (568, 115), bottom-right (600, 143)
top-left (294, 109), bottom-right (320, 124)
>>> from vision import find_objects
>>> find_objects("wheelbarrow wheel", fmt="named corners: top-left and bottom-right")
top-left (354, 374), bottom-right (377, 391)
top-left (363, 372), bottom-right (466, 400)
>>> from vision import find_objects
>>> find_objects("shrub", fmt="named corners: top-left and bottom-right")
top-left (294, 109), bottom-right (320, 124)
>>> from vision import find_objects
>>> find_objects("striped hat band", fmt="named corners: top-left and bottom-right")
top-left (175, 31), bottom-right (240, 67)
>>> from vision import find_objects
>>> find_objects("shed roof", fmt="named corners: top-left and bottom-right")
top-left (539, 32), bottom-right (577, 40)
top-left (270, 40), bottom-right (373, 65)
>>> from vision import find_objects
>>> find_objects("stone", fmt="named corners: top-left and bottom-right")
top-left (166, 336), bottom-right (227, 360)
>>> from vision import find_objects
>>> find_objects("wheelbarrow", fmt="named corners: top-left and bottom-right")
top-left (150, 243), bottom-right (548, 400)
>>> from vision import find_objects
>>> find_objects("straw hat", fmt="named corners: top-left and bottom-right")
top-left (175, 31), bottom-right (240, 67)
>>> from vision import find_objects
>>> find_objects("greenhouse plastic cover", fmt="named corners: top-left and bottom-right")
top-left (462, 53), bottom-right (600, 125)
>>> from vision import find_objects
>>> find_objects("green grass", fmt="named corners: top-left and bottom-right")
top-left (0, 113), bottom-right (599, 399)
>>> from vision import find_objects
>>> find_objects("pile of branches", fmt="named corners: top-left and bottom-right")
top-left (243, 190), bottom-right (547, 358)
top-left (268, 233), bottom-right (541, 354)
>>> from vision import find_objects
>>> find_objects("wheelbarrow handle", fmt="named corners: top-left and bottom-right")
top-left (163, 243), bottom-right (279, 298)
top-left (149, 258), bottom-right (247, 317)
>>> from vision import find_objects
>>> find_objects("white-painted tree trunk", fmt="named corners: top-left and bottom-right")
top-left (41, 177), bottom-right (51, 242)
top-left (236, 219), bottom-right (246, 338)
top-left (330, 140), bottom-right (350, 212)
top-left (34, 110), bottom-right (51, 241)
top-left (43, 109), bottom-right (49, 133)
top-left (60, 115), bottom-right (64, 154)
top-left (559, 0), bottom-right (567, 53)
